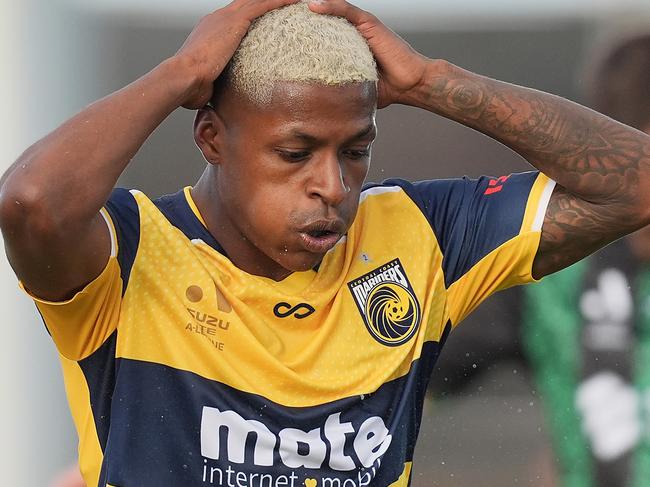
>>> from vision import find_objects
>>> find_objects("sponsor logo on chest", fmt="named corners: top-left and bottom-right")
top-left (200, 407), bottom-right (391, 485)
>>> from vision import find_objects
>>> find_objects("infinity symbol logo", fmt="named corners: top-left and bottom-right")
top-left (273, 302), bottom-right (316, 319)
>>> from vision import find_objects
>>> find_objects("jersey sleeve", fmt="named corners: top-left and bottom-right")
top-left (385, 171), bottom-right (555, 327)
top-left (22, 188), bottom-right (140, 360)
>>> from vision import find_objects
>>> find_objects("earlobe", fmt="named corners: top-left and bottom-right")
top-left (194, 108), bottom-right (224, 165)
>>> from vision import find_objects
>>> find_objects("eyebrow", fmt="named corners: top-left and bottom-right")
top-left (350, 124), bottom-right (377, 141)
top-left (288, 123), bottom-right (377, 144)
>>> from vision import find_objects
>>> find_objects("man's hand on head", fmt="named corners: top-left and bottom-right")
top-left (174, 0), bottom-right (301, 109)
top-left (308, 0), bottom-right (429, 108)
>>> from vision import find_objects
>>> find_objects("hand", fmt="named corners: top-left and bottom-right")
top-left (308, 0), bottom-right (429, 108)
top-left (175, 0), bottom-right (301, 109)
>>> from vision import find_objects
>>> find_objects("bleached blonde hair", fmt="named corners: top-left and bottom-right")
top-left (225, 1), bottom-right (378, 104)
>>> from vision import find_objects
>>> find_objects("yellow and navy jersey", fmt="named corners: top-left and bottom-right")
top-left (26, 171), bottom-right (554, 487)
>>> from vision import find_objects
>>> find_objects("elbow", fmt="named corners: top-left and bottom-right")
top-left (0, 178), bottom-right (57, 240)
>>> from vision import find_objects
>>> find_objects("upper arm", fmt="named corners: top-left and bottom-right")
top-left (532, 184), bottom-right (633, 279)
top-left (10, 188), bottom-right (140, 360)
top-left (3, 205), bottom-right (113, 302)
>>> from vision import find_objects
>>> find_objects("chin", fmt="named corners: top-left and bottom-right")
top-left (278, 252), bottom-right (324, 273)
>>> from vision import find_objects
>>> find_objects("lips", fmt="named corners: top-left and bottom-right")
top-left (297, 220), bottom-right (346, 253)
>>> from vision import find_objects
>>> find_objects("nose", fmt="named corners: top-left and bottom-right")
top-left (308, 154), bottom-right (349, 207)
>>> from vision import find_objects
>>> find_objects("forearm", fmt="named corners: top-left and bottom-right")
top-left (404, 60), bottom-right (650, 219)
top-left (0, 0), bottom-right (299, 300)
top-left (0, 56), bottom-right (196, 226)
top-left (306, 0), bottom-right (650, 277)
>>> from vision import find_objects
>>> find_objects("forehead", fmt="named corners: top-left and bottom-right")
top-left (223, 82), bottom-right (377, 137)
top-left (269, 81), bottom-right (376, 115)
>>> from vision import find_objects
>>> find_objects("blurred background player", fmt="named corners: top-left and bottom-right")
top-left (523, 34), bottom-right (650, 487)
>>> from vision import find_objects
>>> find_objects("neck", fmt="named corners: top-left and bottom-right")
top-left (191, 168), bottom-right (293, 281)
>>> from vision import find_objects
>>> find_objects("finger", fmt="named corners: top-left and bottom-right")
top-left (307, 0), bottom-right (375, 26)
top-left (243, 0), bottom-right (302, 18)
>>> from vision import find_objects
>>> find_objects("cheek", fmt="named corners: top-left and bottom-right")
top-left (346, 161), bottom-right (370, 189)
top-left (238, 182), bottom-right (294, 234)
top-left (342, 162), bottom-right (368, 205)
top-left (255, 192), bottom-right (288, 217)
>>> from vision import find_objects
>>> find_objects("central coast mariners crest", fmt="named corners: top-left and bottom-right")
top-left (348, 258), bottom-right (421, 346)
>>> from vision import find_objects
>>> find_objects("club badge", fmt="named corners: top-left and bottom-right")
top-left (348, 258), bottom-right (421, 346)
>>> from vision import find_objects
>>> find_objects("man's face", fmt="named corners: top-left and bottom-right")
top-left (209, 81), bottom-right (377, 279)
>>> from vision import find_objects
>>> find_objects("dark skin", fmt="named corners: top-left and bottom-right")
top-left (308, 0), bottom-right (650, 278)
top-left (192, 82), bottom-right (376, 280)
top-left (2, 0), bottom-right (650, 303)
top-left (628, 223), bottom-right (650, 263)
top-left (0, 0), bottom-right (303, 301)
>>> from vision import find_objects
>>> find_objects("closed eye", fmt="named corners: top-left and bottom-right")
top-left (343, 149), bottom-right (371, 160)
top-left (275, 149), bottom-right (311, 163)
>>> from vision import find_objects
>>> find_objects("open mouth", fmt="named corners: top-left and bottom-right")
top-left (306, 229), bottom-right (337, 239)
top-left (298, 231), bottom-right (342, 253)
top-left (296, 218), bottom-right (346, 254)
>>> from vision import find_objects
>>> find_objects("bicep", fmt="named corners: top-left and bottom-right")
top-left (5, 211), bottom-right (113, 302)
top-left (532, 184), bottom-right (629, 279)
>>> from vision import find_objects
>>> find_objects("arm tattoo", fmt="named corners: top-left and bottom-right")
top-left (424, 64), bottom-right (650, 276)
top-left (532, 186), bottom-right (627, 278)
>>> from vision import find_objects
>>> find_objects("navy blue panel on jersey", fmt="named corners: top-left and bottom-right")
top-left (97, 338), bottom-right (447, 487)
top-left (105, 188), bottom-right (140, 294)
top-left (153, 190), bottom-right (226, 256)
top-left (376, 173), bottom-right (538, 288)
top-left (78, 331), bottom-right (117, 454)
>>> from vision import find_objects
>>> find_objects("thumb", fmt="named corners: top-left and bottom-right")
top-left (307, 0), bottom-right (374, 26)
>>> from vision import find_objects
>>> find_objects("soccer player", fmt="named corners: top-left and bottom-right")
top-left (523, 34), bottom-right (650, 487)
top-left (2, 1), bottom-right (650, 486)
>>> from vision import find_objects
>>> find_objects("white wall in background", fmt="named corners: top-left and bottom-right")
top-left (1, 1), bottom-right (101, 485)
top-left (68, 0), bottom-right (650, 30)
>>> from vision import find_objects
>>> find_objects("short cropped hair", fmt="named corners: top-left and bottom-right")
top-left (220, 1), bottom-right (378, 104)
top-left (588, 34), bottom-right (650, 130)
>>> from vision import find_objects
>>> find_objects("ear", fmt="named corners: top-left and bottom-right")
top-left (194, 107), bottom-right (225, 165)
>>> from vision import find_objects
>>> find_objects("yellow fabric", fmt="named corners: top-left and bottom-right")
top-left (445, 173), bottom-right (551, 327)
top-left (520, 173), bottom-right (553, 233)
top-left (21, 174), bottom-right (552, 486)
top-left (24, 257), bottom-right (122, 361)
top-left (447, 231), bottom-right (541, 327)
top-left (388, 462), bottom-right (413, 486)
top-left (117, 189), bottom-right (445, 407)
top-left (60, 356), bottom-right (103, 487)
top-left (19, 207), bottom-right (122, 487)
top-left (184, 186), bottom-right (206, 226)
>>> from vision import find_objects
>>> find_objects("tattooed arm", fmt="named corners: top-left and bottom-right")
top-left (403, 62), bottom-right (650, 278)
top-left (310, 0), bottom-right (650, 278)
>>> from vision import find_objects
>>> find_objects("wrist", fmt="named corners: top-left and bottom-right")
top-left (396, 58), bottom-right (453, 110)
top-left (158, 55), bottom-right (208, 109)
